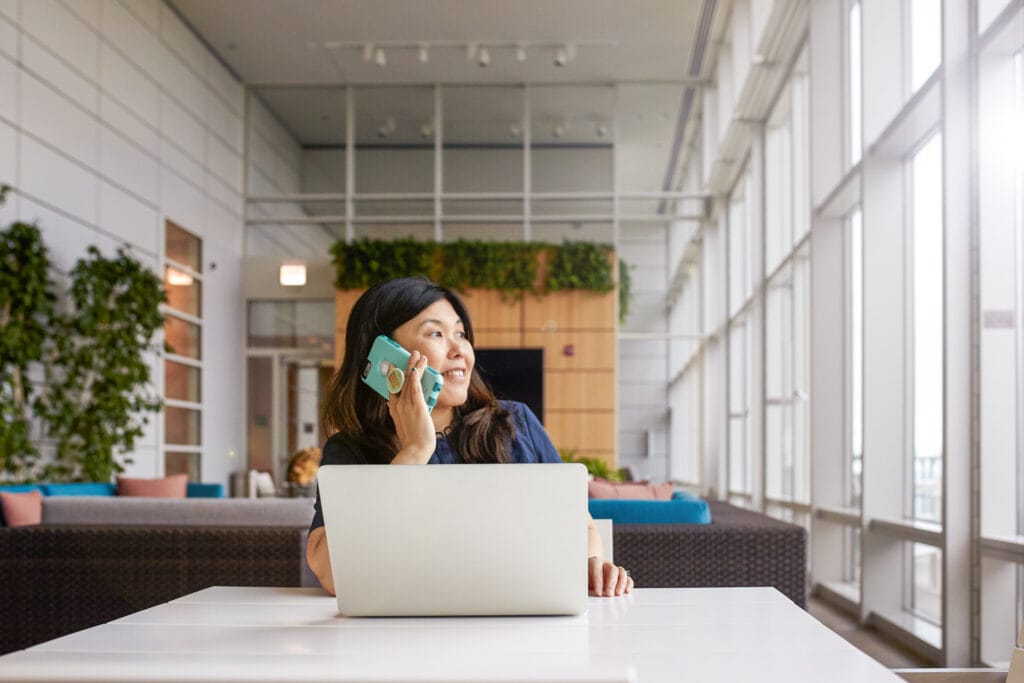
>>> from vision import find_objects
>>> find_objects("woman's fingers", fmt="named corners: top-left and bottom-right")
top-left (588, 558), bottom-right (632, 597)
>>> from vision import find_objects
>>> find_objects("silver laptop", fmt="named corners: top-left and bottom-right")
top-left (318, 463), bottom-right (589, 617)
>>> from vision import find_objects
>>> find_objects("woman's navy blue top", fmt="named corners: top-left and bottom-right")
top-left (308, 401), bottom-right (561, 531)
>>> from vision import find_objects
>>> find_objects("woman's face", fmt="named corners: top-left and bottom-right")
top-left (390, 298), bottom-right (475, 410)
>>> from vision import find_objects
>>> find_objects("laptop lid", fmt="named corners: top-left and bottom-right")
top-left (318, 463), bottom-right (589, 617)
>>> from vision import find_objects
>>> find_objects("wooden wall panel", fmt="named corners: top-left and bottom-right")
top-left (523, 290), bottom-right (617, 331)
top-left (523, 331), bottom-right (616, 370)
top-left (460, 289), bottom-right (522, 330)
top-left (473, 331), bottom-right (522, 348)
top-left (545, 411), bottom-right (617, 452)
top-left (545, 369), bottom-right (616, 411)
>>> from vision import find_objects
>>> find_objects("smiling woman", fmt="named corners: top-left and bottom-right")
top-left (305, 276), bottom-right (633, 599)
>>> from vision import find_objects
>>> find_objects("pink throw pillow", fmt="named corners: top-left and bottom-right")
top-left (588, 479), bottom-right (674, 500)
top-left (0, 490), bottom-right (43, 527)
top-left (117, 473), bottom-right (188, 498)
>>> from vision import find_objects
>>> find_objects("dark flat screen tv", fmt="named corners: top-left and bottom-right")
top-left (474, 348), bottom-right (544, 424)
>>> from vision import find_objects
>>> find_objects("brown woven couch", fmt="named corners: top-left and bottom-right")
top-left (612, 501), bottom-right (808, 608)
top-left (0, 497), bottom-right (315, 655)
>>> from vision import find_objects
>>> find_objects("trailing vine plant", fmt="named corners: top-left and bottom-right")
top-left (0, 193), bottom-right (56, 480)
top-left (37, 246), bottom-right (166, 482)
top-left (618, 257), bottom-right (632, 324)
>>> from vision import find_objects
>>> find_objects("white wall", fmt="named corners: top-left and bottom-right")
top-left (0, 0), bottom-right (246, 487)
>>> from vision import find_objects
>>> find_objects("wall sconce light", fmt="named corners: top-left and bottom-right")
top-left (374, 47), bottom-right (387, 67)
top-left (477, 46), bottom-right (490, 67)
top-left (280, 264), bottom-right (307, 287)
top-left (418, 44), bottom-right (429, 63)
top-left (166, 267), bottom-right (193, 286)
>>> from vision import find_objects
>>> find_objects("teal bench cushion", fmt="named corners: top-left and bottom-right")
top-left (588, 497), bottom-right (711, 525)
top-left (186, 482), bottom-right (224, 498)
top-left (41, 482), bottom-right (117, 496)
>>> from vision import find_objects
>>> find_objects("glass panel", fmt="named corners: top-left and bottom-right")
top-left (165, 406), bottom-right (201, 446)
top-left (354, 86), bottom-right (434, 206)
top-left (247, 301), bottom-right (335, 352)
top-left (247, 357), bottom-right (273, 473)
top-left (911, 543), bottom-right (942, 624)
top-left (529, 85), bottom-right (614, 194)
top-left (849, 208), bottom-right (864, 508)
top-left (728, 171), bottom-right (750, 316)
top-left (980, 555), bottom-right (1022, 667)
top-left (848, 1), bottom-right (863, 166)
top-left (765, 87), bottom-right (793, 274)
top-left (792, 249), bottom-right (811, 503)
top-left (911, 134), bottom-right (944, 523)
top-left (165, 360), bottom-right (200, 403)
top-left (164, 265), bottom-right (201, 317)
top-left (844, 525), bottom-right (862, 587)
top-left (442, 85), bottom-right (523, 197)
top-left (165, 221), bottom-right (201, 273)
top-left (791, 48), bottom-right (811, 244)
top-left (910, 0), bottom-right (942, 92)
top-left (165, 315), bottom-right (201, 359)
top-left (729, 321), bottom-right (750, 494)
top-left (978, 47), bottom-right (1024, 539)
top-left (164, 451), bottom-right (200, 481)
top-left (978, 0), bottom-right (1015, 34)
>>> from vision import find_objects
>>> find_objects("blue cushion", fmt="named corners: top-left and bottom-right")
top-left (588, 497), bottom-right (711, 525)
top-left (186, 482), bottom-right (224, 498)
top-left (0, 484), bottom-right (44, 494)
top-left (41, 482), bottom-right (116, 496)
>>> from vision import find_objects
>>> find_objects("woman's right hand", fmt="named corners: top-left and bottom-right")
top-left (388, 350), bottom-right (435, 464)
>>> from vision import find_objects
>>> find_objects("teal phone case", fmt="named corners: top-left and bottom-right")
top-left (361, 335), bottom-right (444, 413)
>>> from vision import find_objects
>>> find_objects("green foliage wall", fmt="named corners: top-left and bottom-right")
top-left (331, 239), bottom-right (631, 321)
top-left (0, 197), bottom-right (165, 483)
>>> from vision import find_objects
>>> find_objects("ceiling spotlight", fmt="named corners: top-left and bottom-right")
top-left (374, 47), bottom-right (386, 67)
top-left (477, 47), bottom-right (490, 67)
top-left (418, 44), bottom-right (430, 63)
top-left (552, 123), bottom-right (566, 138)
top-left (377, 117), bottom-right (396, 139)
top-left (554, 47), bottom-right (568, 67)
top-left (509, 123), bottom-right (522, 138)
top-left (420, 121), bottom-right (434, 138)
top-left (596, 123), bottom-right (609, 138)
top-left (515, 45), bottom-right (527, 63)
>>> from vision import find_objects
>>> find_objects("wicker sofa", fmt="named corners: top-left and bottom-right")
top-left (0, 496), bottom-right (315, 655)
top-left (0, 496), bottom-right (806, 656)
top-left (612, 501), bottom-right (808, 608)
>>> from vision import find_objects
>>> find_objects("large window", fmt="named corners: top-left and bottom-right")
top-left (728, 319), bottom-right (752, 500)
top-left (909, 134), bottom-right (944, 524)
top-left (163, 221), bottom-right (203, 480)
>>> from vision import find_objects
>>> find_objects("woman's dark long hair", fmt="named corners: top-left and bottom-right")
top-left (321, 276), bottom-right (514, 464)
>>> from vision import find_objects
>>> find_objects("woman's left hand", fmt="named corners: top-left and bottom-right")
top-left (588, 556), bottom-right (633, 597)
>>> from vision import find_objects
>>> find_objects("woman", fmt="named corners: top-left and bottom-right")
top-left (306, 276), bottom-right (633, 598)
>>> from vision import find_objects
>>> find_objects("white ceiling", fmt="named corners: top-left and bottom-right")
top-left (169, 0), bottom-right (711, 191)
top-left (169, 0), bottom-right (703, 86)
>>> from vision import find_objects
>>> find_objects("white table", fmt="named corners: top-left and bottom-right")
top-left (0, 586), bottom-right (903, 682)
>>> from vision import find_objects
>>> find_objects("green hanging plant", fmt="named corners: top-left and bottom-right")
top-left (330, 238), bottom-right (436, 290)
top-left (36, 246), bottom-right (166, 482)
top-left (0, 218), bottom-right (56, 481)
top-left (546, 241), bottom-right (615, 293)
top-left (438, 240), bottom-right (543, 297)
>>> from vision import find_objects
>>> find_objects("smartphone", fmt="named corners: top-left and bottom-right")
top-left (361, 335), bottom-right (444, 413)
